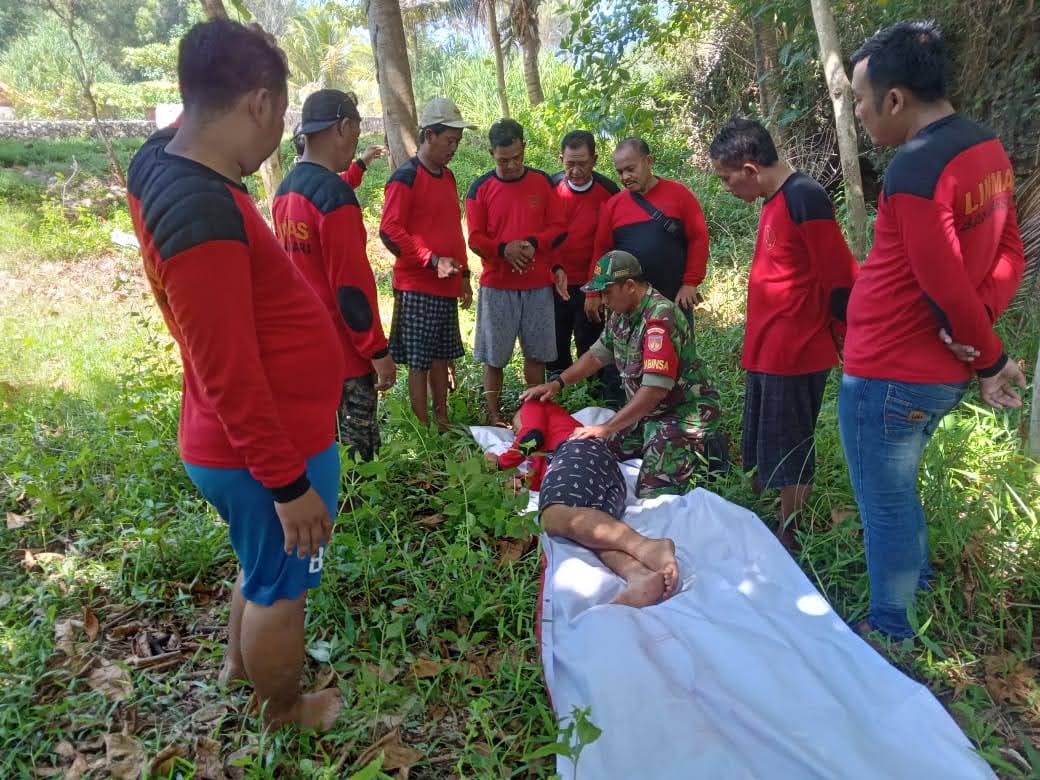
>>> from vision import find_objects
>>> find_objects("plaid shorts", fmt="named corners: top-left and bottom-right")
top-left (741, 369), bottom-right (829, 489)
top-left (388, 289), bottom-right (465, 371)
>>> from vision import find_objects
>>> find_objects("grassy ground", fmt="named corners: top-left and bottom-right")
top-left (1, 136), bottom-right (1038, 779)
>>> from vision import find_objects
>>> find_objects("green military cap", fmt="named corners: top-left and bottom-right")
top-left (581, 250), bottom-right (644, 293)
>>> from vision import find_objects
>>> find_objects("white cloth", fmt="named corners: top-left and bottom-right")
top-left (470, 408), bottom-right (994, 780)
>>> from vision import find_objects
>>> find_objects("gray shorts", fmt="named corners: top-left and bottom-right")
top-left (473, 285), bottom-right (557, 368)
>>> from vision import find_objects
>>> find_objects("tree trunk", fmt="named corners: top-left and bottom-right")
top-left (486, 0), bottom-right (510, 118)
top-left (521, 31), bottom-right (543, 106)
top-left (367, 0), bottom-right (420, 170)
top-left (809, 0), bottom-right (868, 260)
top-left (200, 0), bottom-right (229, 18)
top-left (752, 8), bottom-right (786, 155)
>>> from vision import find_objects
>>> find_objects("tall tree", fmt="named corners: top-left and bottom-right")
top-left (751, 5), bottom-right (786, 154)
top-left (485, 0), bottom-right (510, 118)
top-left (505, 0), bottom-right (543, 106)
top-left (809, 0), bottom-right (867, 259)
top-left (366, 0), bottom-right (420, 169)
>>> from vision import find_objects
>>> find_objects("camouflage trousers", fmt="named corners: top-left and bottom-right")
top-left (608, 398), bottom-right (726, 498)
top-left (338, 374), bottom-right (380, 462)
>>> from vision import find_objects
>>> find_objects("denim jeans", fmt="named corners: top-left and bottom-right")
top-left (838, 374), bottom-right (967, 639)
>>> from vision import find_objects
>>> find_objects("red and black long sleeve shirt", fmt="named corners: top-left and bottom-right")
top-left (497, 400), bottom-right (580, 490)
top-left (550, 172), bottom-right (620, 285)
top-left (844, 114), bottom-right (1025, 383)
top-left (273, 162), bottom-right (389, 381)
top-left (127, 129), bottom-right (343, 499)
top-left (743, 172), bottom-right (860, 375)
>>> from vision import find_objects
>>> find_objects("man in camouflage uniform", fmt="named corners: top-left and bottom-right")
top-left (522, 250), bottom-right (724, 497)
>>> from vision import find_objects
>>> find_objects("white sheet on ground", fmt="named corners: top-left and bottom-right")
top-left (471, 407), bottom-right (993, 780)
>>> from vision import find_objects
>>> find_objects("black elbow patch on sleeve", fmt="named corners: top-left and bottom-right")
top-left (517, 429), bottom-right (545, 454)
top-left (830, 288), bottom-right (851, 322)
top-left (922, 293), bottom-right (952, 336)
top-left (526, 236), bottom-right (539, 250)
top-left (552, 231), bottom-right (568, 249)
top-left (379, 229), bottom-right (402, 256)
top-left (337, 286), bottom-right (373, 332)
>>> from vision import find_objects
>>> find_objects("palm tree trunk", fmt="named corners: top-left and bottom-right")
top-left (521, 31), bottom-right (543, 106)
top-left (486, 0), bottom-right (510, 118)
top-left (367, 0), bottom-right (420, 169)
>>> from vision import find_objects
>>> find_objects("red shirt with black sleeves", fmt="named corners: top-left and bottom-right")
top-left (379, 156), bottom-right (469, 298)
top-left (743, 171), bottom-right (860, 375)
top-left (497, 400), bottom-right (580, 490)
top-left (844, 114), bottom-right (1025, 383)
top-left (341, 159), bottom-right (366, 190)
top-left (465, 167), bottom-right (567, 290)
top-left (273, 162), bottom-right (389, 380)
top-left (550, 172), bottom-right (620, 285)
top-left (126, 129), bottom-right (343, 499)
top-left (591, 178), bottom-right (710, 300)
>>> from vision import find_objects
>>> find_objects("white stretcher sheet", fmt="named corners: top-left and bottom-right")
top-left (471, 408), bottom-right (994, 780)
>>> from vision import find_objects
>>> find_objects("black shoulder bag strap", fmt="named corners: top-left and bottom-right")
top-left (629, 191), bottom-right (686, 240)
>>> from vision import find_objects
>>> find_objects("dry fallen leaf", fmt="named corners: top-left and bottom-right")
top-left (82, 607), bottom-right (99, 642)
top-left (104, 734), bottom-right (145, 780)
top-left (6, 511), bottom-right (29, 530)
top-left (87, 659), bottom-right (133, 702)
top-left (107, 621), bottom-right (143, 640)
top-left (224, 743), bottom-right (257, 780)
top-left (132, 631), bottom-right (152, 659)
top-left (411, 657), bottom-right (444, 679)
top-left (829, 508), bottom-right (855, 527)
top-left (192, 702), bottom-right (230, 726)
top-left (52, 619), bottom-right (81, 658)
top-left (149, 744), bottom-right (188, 776)
top-left (66, 753), bottom-right (90, 780)
top-left (194, 737), bottom-right (226, 780)
top-left (355, 729), bottom-right (422, 773)
top-left (362, 662), bottom-right (401, 684)
top-left (310, 665), bottom-right (336, 692)
top-left (416, 514), bottom-right (446, 528)
top-left (53, 741), bottom-right (77, 761)
top-left (496, 537), bottom-right (532, 565)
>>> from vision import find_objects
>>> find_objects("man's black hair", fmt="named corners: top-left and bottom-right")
top-left (708, 118), bottom-right (779, 168)
top-left (561, 130), bottom-right (596, 156)
top-left (420, 123), bottom-right (451, 142)
top-left (615, 137), bottom-right (651, 157)
top-left (178, 19), bottom-right (289, 114)
top-left (488, 118), bottom-right (524, 149)
top-left (850, 20), bottom-right (949, 104)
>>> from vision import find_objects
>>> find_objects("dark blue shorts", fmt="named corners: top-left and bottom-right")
top-left (184, 444), bottom-right (339, 606)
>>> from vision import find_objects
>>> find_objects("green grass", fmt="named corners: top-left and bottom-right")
top-left (1, 139), bottom-right (1038, 779)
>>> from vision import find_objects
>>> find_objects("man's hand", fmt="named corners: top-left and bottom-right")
top-left (361, 145), bottom-right (387, 166)
top-left (274, 487), bottom-right (332, 559)
top-left (373, 354), bottom-right (397, 391)
top-left (569, 424), bottom-right (611, 440)
top-left (675, 284), bottom-right (699, 311)
top-left (939, 328), bottom-right (980, 362)
top-left (436, 256), bottom-right (461, 279)
top-left (554, 268), bottom-right (569, 300)
top-left (484, 451), bottom-right (500, 469)
top-left (520, 381), bottom-right (560, 403)
top-left (503, 240), bottom-right (534, 273)
top-left (980, 359), bottom-right (1027, 409)
top-left (460, 279), bottom-right (473, 309)
top-left (584, 295), bottom-right (602, 323)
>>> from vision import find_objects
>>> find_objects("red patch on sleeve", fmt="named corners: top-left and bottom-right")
top-left (642, 322), bottom-right (678, 379)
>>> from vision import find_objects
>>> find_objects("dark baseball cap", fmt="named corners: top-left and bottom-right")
top-left (581, 250), bottom-right (644, 293)
top-left (298, 89), bottom-right (361, 135)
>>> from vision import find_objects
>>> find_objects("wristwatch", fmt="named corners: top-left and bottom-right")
top-left (554, 376), bottom-right (566, 390)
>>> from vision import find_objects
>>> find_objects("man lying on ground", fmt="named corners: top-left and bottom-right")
top-left (487, 399), bottom-right (681, 607)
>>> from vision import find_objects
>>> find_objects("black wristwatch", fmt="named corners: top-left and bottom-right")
top-left (554, 375), bottom-right (566, 390)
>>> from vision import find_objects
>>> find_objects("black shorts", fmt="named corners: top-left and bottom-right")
top-left (388, 289), bottom-right (465, 371)
top-left (741, 369), bottom-right (829, 489)
top-left (538, 438), bottom-right (626, 520)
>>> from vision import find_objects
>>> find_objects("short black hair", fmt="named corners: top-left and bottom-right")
top-left (708, 118), bottom-right (779, 168)
top-left (561, 130), bottom-right (596, 155)
top-left (420, 123), bottom-right (451, 142)
top-left (488, 118), bottom-right (524, 149)
top-left (850, 20), bottom-right (948, 104)
top-left (615, 137), bottom-right (651, 157)
top-left (178, 19), bottom-right (289, 114)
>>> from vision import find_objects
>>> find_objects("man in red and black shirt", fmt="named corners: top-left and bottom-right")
top-left (380, 97), bottom-right (475, 430)
top-left (842, 21), bottom-right (1025, 641)
top-left (127, 20), bottom-right (344, 731)
top-left (589, 138), bottom-right (710, 320)
top-left (548, 131), bottom-right (619, 373)
top-left (710, 118), bottom-right (859, 549)
top-left (466, 119), bottom-right (568, 425)
top-left (274, 89), bottom-right (396, 463)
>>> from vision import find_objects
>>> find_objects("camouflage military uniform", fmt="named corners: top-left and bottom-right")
top-left (338, 374), bottom-right (379, 462)
top-left (588, 287), bottom-right (722, 497)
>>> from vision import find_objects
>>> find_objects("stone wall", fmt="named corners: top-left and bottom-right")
top-left (0, 120), bottom-right (155, 141)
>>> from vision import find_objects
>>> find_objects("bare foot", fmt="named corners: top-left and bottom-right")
top-left (268, 688), bottom-right (344, 732)
top-left (218, 659), bottom-right (249, 688)
top-left (613, 568), bottom-right (666, 608)
top-left (633, 537), bottom-right (680, 597)
top-left (434, 415), bottom-right (451, 433)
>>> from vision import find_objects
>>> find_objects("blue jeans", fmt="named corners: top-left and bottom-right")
top-left (838, 375), bottom-right (967, 639)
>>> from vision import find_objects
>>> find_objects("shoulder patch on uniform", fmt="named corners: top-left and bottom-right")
top-left (593, 171), bottom-right (621, 195)
top-left (883, 115), bottom-right (996, 200)
top-left (278, 163), bottom-right (359, 215)
top-left (388, 157), bottom-right (420, 188)
top-left (783, 173), bottom-right (835, 224)
top-left (466, 170), bottom-right (496, 200)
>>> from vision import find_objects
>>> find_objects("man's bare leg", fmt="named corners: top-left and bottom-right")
top-left (219, 569), bottom-right (248, 686)
top-left (408, 368), bottom-right (430, 426)
top-left (598, 549), bottom-right (666, 608)
top-left (484, 364), bottom-right (505, 425)
top-left (523, 358), bottom-right (545, 387)
top-left (240, 592), bottom-right (343, 731)
top-left (429, 359), bottom-right (451, 431)
top-left (541, 504), bottom-right (680, 597)
top-left (777, 484), bottom-right (812, 551)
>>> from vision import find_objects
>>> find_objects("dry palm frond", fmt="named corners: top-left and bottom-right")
top-left (1011, 168), bottom-right (1040, 312)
